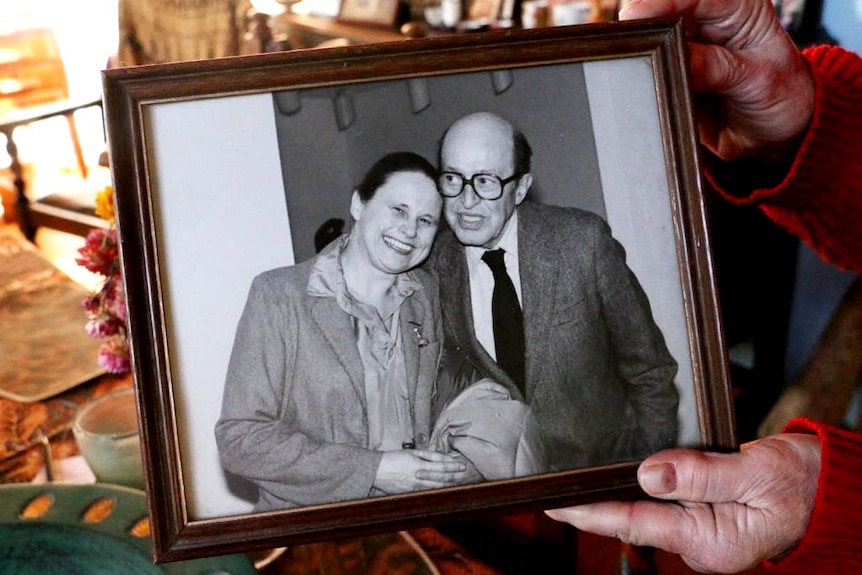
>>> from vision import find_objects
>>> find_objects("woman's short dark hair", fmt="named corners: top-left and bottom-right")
top-left (356, 152), bottom-right (438, 202)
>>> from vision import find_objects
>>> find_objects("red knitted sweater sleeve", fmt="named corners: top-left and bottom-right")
top-left (707, 45), bottom-right (862, 272)
top-left (765, 418), bottom-right (862, 573)
top-left (703, 46), bottom-right (862, 572)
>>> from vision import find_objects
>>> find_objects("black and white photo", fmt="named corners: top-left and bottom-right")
top-left (103, 20), bottom-right (735, 562)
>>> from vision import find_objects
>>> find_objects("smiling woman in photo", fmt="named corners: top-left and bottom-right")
top-left (214, 152), bottom-right (481, 511)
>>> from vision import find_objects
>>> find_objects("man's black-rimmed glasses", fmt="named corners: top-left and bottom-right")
top-left (438, 172), bottom-right (521, 201)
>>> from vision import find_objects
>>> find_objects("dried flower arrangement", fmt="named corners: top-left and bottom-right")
top-left (75, 187), bottom-right (130, 373)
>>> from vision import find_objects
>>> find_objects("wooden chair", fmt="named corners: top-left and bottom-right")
top-left (0, 26), bottom-right (107, 241)
top-left (116, 0), bottom-right (253, 66)
top-left (3, 2), bottom-right (260, 242)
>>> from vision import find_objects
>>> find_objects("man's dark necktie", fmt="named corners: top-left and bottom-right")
top-left (481, 249), bottom-right (525, 396)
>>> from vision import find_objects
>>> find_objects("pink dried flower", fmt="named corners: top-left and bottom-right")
top-left (77, 199), bottom-right (130, 374)
top-left (97, 338), bottom-right (132, 374)
top-left (103, 278), bottom-right (127, 322)
top-left (76, 228), bottom-right (119, 276)
top-left (82, 293), bottom-right (101, 314)
top-left (86, 315), bottom-right (124, 338)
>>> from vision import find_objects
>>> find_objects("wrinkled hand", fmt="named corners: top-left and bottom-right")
top-left (620, 0), bottom-right (815, 162)
top-left (546, 434), bottom-right (821, 573)
top-left (373, 449), bottom-right (469, 494)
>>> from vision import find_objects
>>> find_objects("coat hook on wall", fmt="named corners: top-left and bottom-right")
top-left (334, 90), bottom-right (355, 131)
top-left (407, 78), bottom-right (431, 113)
top-left (274, 90), bottom-right (302, 115)
top-left (490, 70), bottom-right (514, 95)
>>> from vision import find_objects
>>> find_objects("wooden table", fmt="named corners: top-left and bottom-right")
top-left (0, 372), bottom-right (133, 483)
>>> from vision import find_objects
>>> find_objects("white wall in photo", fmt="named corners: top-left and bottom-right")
top-left (145, 93), bottom-right (291, 518)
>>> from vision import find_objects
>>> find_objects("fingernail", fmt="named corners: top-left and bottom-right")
top-left (639, 462), bottom-right (676, 495)
top-left (544, 509), bottom-right (564, 521)
top-left (545, 507), bottom-right (586, 522)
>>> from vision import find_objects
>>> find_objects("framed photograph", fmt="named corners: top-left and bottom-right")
top-left (337, 0), bottom-right (401, 28)
top-left (103, 19), bottom-right (736, 563)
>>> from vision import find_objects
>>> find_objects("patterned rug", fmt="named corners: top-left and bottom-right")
top-left (0, 228), bottom-right (104, 403)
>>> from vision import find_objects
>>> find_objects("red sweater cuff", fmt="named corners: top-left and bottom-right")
top-left (765, 418), bottom-right (862, 573)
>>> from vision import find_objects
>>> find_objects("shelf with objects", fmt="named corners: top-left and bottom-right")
top-left (268, 0), bottom-right (615, 49)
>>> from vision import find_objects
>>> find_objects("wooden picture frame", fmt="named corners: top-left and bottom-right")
top-left (102, 19), bottom-right (736, 563)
